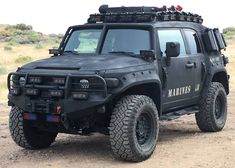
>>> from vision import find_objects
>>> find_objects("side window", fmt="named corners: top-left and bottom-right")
top-left (184, 29), bottom-right (202, 54)
top-left (158, 29), bottom-right (186, 57)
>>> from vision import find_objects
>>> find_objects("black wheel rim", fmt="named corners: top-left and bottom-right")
top-left (136, 113), bottom-right (152, 146)
top-left (215, 95), bottom-right (223, 119)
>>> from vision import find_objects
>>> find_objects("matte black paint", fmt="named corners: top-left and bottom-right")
top-left (7, 19), bottom-right (229, 134)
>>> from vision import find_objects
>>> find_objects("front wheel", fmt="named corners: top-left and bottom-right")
top-left (196, 82), bottom-right (227, 132)
top-left (109, 95), bottom-right (159, 162)
top-left (9, 106), bottom-right (58, 149)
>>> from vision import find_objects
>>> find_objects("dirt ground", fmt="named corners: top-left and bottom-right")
top-left (0, 91), bottom-right (234, 168)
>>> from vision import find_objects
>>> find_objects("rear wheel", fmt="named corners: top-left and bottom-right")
top-left (9, 106), bottom-right (58, 149)
top-left (196, 82), bottom-right (227, 132)
top-left (109, 95), bottom-right (159, 162)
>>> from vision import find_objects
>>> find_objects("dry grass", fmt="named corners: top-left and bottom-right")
top-left (224, 42), bottom-right (235, 90)
top-left (0, 42), bottom-right (50, 101)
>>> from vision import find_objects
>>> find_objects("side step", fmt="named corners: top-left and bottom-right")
top-left (160, 106), bottom-right (199, 121)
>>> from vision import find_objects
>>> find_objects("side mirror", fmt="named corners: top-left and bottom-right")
top-left (165, 42), bottom-right (180, 57)
top-left (49, 49), bottom-right (61, 56)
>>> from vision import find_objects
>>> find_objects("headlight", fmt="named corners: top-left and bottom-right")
top-left (19, 77), bottom-right (26, 86)
top-left (72, 92), bottom-right (88, 100)
top-left (104, 78), bottom-right (119, 88)
top-left (50, 90), bottom-right (63, 97)
top-left (29, 77), bottom-right (42, 84)
top-left (53, 78), bottom-right (65, 84)
top-left (25, 88), bottom-right (39, 96)
top-left (10, 88), bottom-right (20, 96)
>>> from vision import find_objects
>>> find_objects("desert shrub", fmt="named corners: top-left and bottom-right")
top-left (28, 32), bottom-right (43, 43)
top-left (15, 56), bottom-right (32, 64)
top-left (10, 32), bottom-right (43, 44)
top-left (8, 41), bottom-right (18, 46)
top-left (34, 43), bottom-right (43, 49)
top-left (1, 24), bottom-right (62, 45)
top-left (223, 27), bottom-right (235, 41)
top-left (223, 27), bottom-right (235, 34)
top-left (0, 67), bottom-right (7, 75)
top-left (4, 46), bottom-right (12, 51)
top-left (1, 24), bottom-right (43, 44)
top-left (6, 24), bottom-right (32, 31)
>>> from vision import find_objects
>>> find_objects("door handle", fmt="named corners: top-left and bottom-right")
top-left (185, 62), bottom-right (195, 69)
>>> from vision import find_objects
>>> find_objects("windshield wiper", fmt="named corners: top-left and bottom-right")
top-left (108, 51), bottom-right (137, 57)
top-left (63, 50), bottom-right (79, 55)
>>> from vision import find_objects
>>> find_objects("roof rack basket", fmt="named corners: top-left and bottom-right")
top-left (88, 5), bottom-right (203, 24)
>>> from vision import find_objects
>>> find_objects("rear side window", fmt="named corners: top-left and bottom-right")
top-left (184, 29), bottom-right (202, 54)
top-left (158, 29), bottom-right (186, 57)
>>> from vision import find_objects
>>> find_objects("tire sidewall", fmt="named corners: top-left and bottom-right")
top-left (129, 100), bottom-right (159, 159)
top-left (9, 106), bottom-right (57, 149)
top-left (212, 88), bottom-right (227, 129)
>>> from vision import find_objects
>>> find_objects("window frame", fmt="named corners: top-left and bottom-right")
top-left (64, 29), bottom-right (103, 54)
top-left (101, 28), bottom-right (151, 54)
top-left (156, 28), bottom-right (188, 58)
top-left (182, 28), bottom-right (203, 56)
top-left (62, 25), bottom-right (104, 55)
top-left (99, 25), bottom-right (154, 54)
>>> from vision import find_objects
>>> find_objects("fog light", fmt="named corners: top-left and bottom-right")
top-left (53, 78), bottom-right (65, 84)
top-left (50, 90), bottom-right (63, 97)
top-left (72, 92), bottom-right (88, 100)
top-left (29, 77), bottom-right (42, 84)
top-left (25, 88), bottom-right (38, 95)
top-left (10, 88), bottom-right (20, 96)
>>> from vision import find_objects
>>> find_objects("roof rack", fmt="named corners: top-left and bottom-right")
top-left (87, 5), bottom-right (203, 24)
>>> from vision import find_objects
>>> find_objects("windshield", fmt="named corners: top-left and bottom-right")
top-left (64, 29), bottom-right (102, 53)
top-left (102, 29), bottom-right (151, 54)
top-left (63, 28), bottom-right (151, 55)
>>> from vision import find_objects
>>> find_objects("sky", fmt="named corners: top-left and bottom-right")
top-left (0, 0), bottom-right (234, 34)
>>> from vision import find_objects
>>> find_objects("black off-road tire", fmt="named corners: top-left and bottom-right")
top-left (196, 82), bottom-right (227, 132)
top-left (109, 95), bottom-right (159, 162)
top-left (9, 106), bottom-right (58, 149)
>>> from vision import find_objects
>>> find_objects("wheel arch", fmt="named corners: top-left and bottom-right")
top-left (211, 71), bottom-right (229, 94)
top-left (114, 80), bottom-right (162, 115)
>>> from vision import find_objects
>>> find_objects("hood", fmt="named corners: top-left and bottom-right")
top-left (21, 54), bottom-right (149, 71)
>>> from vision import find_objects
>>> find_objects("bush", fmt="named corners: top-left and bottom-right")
top-left (0, 67), bottom-right (7, 75)
top-left (6, 24), bottom-right (32, 31)
top-left (4, 46), bottom-right (12, 51)
top-left (34, 43), bottom-right (43, 49)
top-left (223, 27), bottom-right (235, 34)
top-left (0, 24), bottom-right (62, 45)
top-left (223, 27), bottom-right (235, 41)
top-left (15, 56), bottom-right (32, 64)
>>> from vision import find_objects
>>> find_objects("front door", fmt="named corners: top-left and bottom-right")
top-left (157, 29), bottom-right (195, 111)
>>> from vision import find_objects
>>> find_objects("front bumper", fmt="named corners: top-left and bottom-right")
top-left (7, 72), bottom-right (109, 117)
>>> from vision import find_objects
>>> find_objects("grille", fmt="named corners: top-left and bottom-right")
top-left (71, 77), bottom-right (105, 93)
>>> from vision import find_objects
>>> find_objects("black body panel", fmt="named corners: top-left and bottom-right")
top-left (7, 10), bottom-right (229, 133)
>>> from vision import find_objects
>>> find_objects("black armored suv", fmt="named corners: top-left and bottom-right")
top-left (8, 5), bottom-right (229, 162)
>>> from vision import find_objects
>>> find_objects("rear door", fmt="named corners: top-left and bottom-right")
top-left (183, 29), bottom-right (205, 99)
top-left (157, 29), bottom-right (195, 111)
